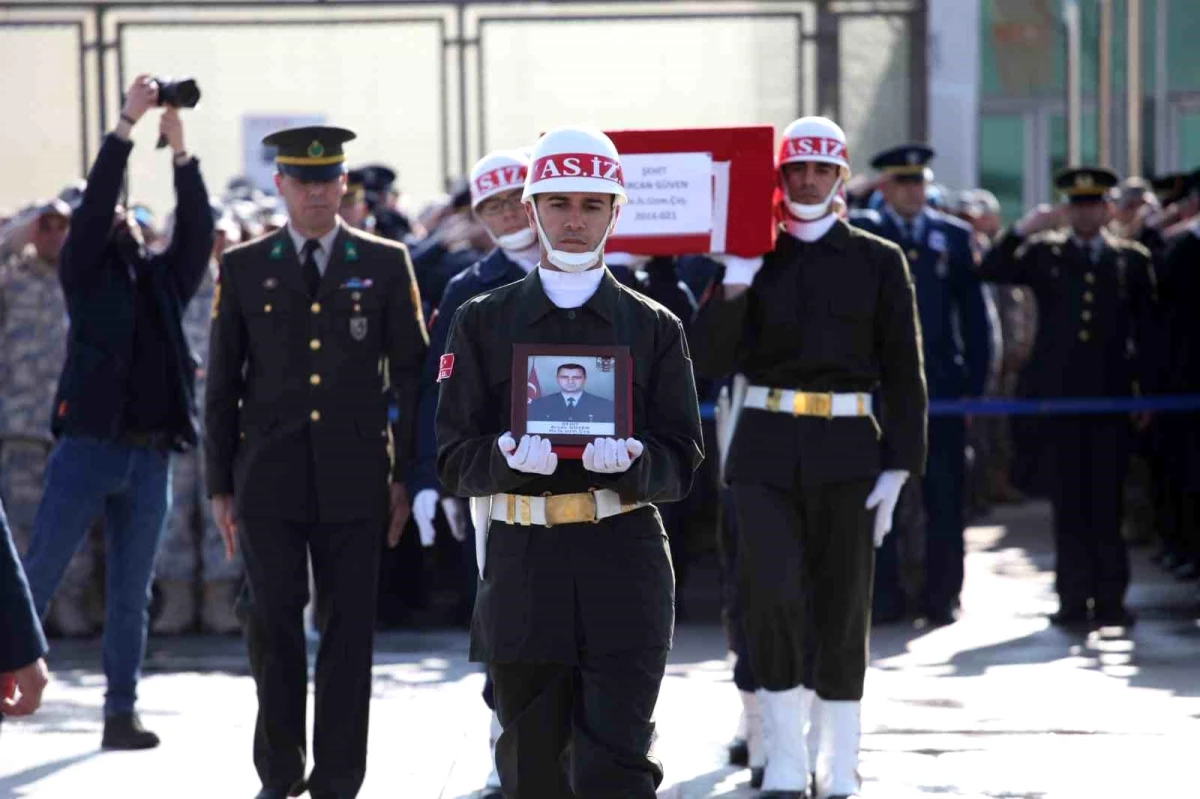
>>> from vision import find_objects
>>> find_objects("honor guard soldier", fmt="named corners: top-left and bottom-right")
top-left (205, 125), bottom-right (429, 799)
top-left (410, 147), bottom-right (541, 799)
top-left (436, 126), bottom-right (704, 799)
top-left (850, 143), bottom-right (993, 625)
top-left (692, 117), bottom-right (927, 799)
top-left (979, 166), bottom-right (1158, 628)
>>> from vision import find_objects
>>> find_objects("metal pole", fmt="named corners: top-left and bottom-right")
top-left (1154, 0), bottom-right (1169, 174)
top-left (1098, 0), bottom-right (1112, 168)
top-left (1064, 0), bottom-right (1081, 165)
top-left (1127, 0), bottom-right (1143, 177)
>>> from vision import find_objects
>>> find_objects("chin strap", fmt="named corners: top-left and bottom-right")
top-left (784, 176), bottom-right (844, 222)
top-left (530, 202), bottom-right (617, 273)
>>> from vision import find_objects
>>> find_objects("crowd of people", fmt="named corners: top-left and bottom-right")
top-left (1, 73), bottom-right (1198, 799)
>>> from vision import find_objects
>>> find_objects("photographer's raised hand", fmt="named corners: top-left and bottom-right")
top-left (160, 107), bottom-right (186, 157)
top-left (115, 75), bottom-right (159, 139)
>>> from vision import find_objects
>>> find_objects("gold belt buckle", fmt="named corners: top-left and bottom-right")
top-left (507, 494), bottom-right (534, 526)
top-left (765, 388), bottom-right (783, 413)
top-left (793, 391), bottom-right (833, 418)
top-left (544, 492), bottom-right (598, 526)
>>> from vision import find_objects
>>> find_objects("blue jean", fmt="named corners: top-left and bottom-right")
top-left (22, 436), bottom-right (171, 716)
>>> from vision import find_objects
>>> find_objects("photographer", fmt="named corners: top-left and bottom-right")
top-left (20, 74), bottom-right (213, 750)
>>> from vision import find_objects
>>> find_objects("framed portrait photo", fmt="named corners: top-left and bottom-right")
top-left (510, 344), bottom-right (633, 458)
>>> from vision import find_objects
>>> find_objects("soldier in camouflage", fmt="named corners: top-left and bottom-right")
top-left (153, 212), bottom-right (244, 635)
top-left (0, 199), bottom-right (97, 637)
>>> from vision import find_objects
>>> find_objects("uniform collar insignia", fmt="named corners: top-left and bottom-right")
top-left (344, 239), bottom-right (359, 262)
top-left (269, 240), bottom-right (285, 260)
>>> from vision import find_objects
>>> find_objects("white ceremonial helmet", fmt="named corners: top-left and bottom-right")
top-left (776, 116), bottom-right (851, 221)
top-left (470, 149), bottom-right (536, 250)
top-left (522, 126), bottom-right (627, 272)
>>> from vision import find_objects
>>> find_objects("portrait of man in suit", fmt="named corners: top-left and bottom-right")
top-left (526, 362), bottom-right (616, 435)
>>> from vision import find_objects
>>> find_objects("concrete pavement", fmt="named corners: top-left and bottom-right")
top-left (2, 500), bottom-right (1198, 798)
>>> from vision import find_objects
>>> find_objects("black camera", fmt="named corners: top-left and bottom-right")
top-left (155, 77), bottom-right (201, 109)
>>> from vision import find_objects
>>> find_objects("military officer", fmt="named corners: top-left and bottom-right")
top-left (692, 116), bottom-right (927, 799)
top-left (436, 126), bottom-right (704, 799)
top-left (205, 125), bottom-right (428, 799)
top-left (850, 144), bottom-right (993, 625)
top-left (978, 166), bottom-right (1158, 628)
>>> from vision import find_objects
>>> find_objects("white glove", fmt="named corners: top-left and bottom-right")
top-left (865, 470), bottom-right (910, 547)
top-left (440, 496), bottom-right (468, 542)
top-left (412, 489), bottom-right (440, 548)
top-left (582, 437), bottom-right (645, 474)
top-left (717, 255), bottom-right (764, 286)
top-left (498, 432), bottom-right (558, 475)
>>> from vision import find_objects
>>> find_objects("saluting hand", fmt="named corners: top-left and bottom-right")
top-left (1015, 204), bottom-right (1062, 238)
top-left (498, 432), bottom-right (558, 475)
top-left (582, 438), bottom-right (644, 474)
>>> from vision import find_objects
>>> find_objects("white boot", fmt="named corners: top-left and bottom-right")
top-left (803, 687), bottom-right (820, 791)
top-left (816, 700), bottom-right (862, 798)
top-left (743, 689), bottom-right (767, 785)
top-left (758, 686), bottom-right (812, 792)
top-left (483, 712), bottom-right (502, 793)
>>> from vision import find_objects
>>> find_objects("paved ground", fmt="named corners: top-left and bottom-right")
top-left (2, 500), bottom-right (1198, 798)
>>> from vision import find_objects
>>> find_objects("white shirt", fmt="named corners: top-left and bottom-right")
top-left (537, 265), bottom-right (605, 309)
top-left (287, 220), bottom-right (341, 275)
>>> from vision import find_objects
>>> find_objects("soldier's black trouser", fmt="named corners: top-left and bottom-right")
top-left (922, 416), bottom-right (967, 615)
top-left (238, 515), bottom-right (382, 798)
top-left (1047, 415), bottom-right (1131, 612)
top-left (490, 647), bottom-right (668, 799)
top-left (733, 478), bottom-right (875, 700)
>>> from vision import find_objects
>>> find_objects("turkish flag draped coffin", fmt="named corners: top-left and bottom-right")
top-left (603, 126), bottom-right (776, 257)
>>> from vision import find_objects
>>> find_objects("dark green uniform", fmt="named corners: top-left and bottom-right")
top-left (205, 223), bottom-right (427, 796)
top-left (979, 226), bottom-right (1157, 619)
top-left (691, 220), bottom-right (927, 700)
top-left (436, 267), bottom-right (703, 799)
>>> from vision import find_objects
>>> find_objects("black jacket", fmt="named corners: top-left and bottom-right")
top-left (51, 134), bottom-right (213, 449)
top-left (692, 221), bottom-right (928, 488)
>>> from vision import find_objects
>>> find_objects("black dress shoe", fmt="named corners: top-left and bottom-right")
top-left (101, 712), bottom-right (160, 750)
top-left (1093, 606), bottom-right (1137, 627)
top-left (1048, 606), bottom-right (1090, 628)
top-left (728, 737), bottom-right (749, 767)
top-left (922, 607), bottom-right (959, 627)
top-left (750, 766), bottom-right (764, 788)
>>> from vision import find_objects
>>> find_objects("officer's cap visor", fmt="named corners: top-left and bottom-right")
top-left (278, 162), bottom-right (346, 183)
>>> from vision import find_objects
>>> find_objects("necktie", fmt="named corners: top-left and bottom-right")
top-left (567, 398), bottom-right (576, 408)
top-left (302, 239), bottom-right (321, 298)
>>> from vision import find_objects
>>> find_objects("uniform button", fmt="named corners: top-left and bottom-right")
top-left (567, 310), bottom-right (577, 320)
top-left (353, 303), bottom-right (362, 313)
top-left (239, 432), bottom-right (246, 440)
top-left (310, 374), bottom-right (321, 386)
top-left (310, 410), bottom-right (321, 422)
top-left (1079, 330), bottom-right (1090, 342)
top-left (311, 302), bottom-right (321, 314)
top-left (1085, 272), bottom-right (1096, 284)
top-left (264, 303), bottom-right (273, 313)
top-left (908, 249), bottom-right (919, 262)
top-left (310, 338), bottom-right (321, 351)
top-left (1081, 310), bottom-right (1093, 321)
top-left (1083, 291), bottom-right (1094, 303)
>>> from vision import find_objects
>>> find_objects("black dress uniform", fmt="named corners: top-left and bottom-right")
top-left (691, 220), bottom-right (927, 699)
top-left (978, 167), bottom-right (1157, 625)
top-left (851, 143), bottom-right (994, 623)
top-left (436, 267), bottom-right (703, 799)
top-left (205, 126), bottom-right (428, 798)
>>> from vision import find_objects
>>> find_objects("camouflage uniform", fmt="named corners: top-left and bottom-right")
top-left (0, 247), bottom-right (95, 591)
top-left (158, 262), bottom-right (243, 583)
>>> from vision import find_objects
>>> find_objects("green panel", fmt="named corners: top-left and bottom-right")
top-left (1180, 111), bottom-right (1200, 170)
top-left (1050, 111), bottom-right (1099, 192)
top-left (979, 114), bottom-right (1026, 224)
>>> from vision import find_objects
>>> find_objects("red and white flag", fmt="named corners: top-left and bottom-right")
top-left (527, 361), bottom-right (541, 404)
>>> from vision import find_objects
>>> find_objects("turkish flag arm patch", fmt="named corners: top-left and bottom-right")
top-left (437, 353), bottom-right (455, 382)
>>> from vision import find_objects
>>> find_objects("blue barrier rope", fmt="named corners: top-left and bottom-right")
top-left (698, 394), bottom-right (1200, 421)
